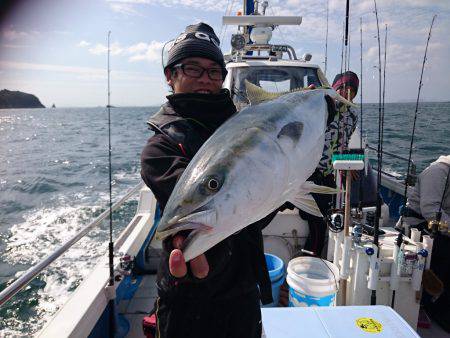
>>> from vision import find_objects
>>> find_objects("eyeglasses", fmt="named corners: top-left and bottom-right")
top-left (173, 63), bottom-right (223, 81)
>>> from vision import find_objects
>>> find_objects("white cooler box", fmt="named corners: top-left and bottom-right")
top-left (261, 305), bottom-right (419, 338)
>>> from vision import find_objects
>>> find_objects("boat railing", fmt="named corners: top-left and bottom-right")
top-left (366, 145), bottom-right (417, 184)
top-left (243, 44), bottom-right (298, 60)
top-left (0, 182), bottom-right (143, 307)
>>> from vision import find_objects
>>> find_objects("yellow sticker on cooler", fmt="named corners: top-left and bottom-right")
top-left (355, 318), bottom-right (383, 333)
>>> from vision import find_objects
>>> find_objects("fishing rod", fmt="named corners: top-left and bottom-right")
top-left (401, 15), bottom-right (438, 227)
top-left (379, 24), bottom-right (397, 309)
top-left (347, 26), bottom-right (351, 72)
top-left (380, 24), bottom-right (387, 199)
top-left (438, 170), bottom-right (450, 219)
top-left (359, 17), bottom-right (363, 149)
top-left (340, 21), bottom-right (345, 75)
top-left (324, 0), bottom-right (329, 76)
top-left (107, 30), bottom-right (116, 338)
top-left (371, 0), bottom-right (382, 306)
top-left (358, 16), bottom-right (364, 211)
top-left (343, 0), bottom-right (350, 73)
top-left (335, 1), bottom-right (351, 209)
top-left (435, 169), bottom-right (450, 229)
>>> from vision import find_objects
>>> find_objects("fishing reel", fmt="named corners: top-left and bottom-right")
top-left (327, 212), bottom-right (344, 233)
top-left (116, 254), bottom-right (135, 280)
top-left (428, 219), bottom-right (449, 234)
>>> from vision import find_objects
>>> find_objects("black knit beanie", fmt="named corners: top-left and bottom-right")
top-left (165, 23), bottom-right (227, 76)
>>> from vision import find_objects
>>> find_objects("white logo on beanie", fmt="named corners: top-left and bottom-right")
top-left (195, 32), bottom-right (220, 46)
top-left (172, 32), bottom-right (219, 47)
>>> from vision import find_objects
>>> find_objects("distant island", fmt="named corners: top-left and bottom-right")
top-left (0, 89), bottom-right (45, 109)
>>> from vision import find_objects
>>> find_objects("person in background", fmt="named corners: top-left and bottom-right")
top-left (396, 155), bottom-right (450, 233)
top-left (398, 155), bottom-right (450, 333)
top-left (279, 71), bottom-right (359, 307)
top-left (298, 71), bottom-right (359, 257)
top-left (141, 23), bottom-right (276, 338)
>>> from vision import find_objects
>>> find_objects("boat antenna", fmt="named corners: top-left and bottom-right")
top-left (106, 30), bottom-right (116, 338)
top-left (401, 15), bottom-right (437, 225)
top-left (371, 0), bottom-right (382, 306)
top-left (324, 0), bottom-right (329, 76)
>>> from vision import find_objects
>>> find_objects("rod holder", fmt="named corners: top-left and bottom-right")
top-left (410, 228), bottom-right (421, 242)
top-left (390, 245), bottom-right (400, 291)
top-left (412, 249), bottom-right (427, 291)
top-left (367, 245), bottom-right (379, 290)
top-left (340, 236), bottom-right (352, 279)
top-left (422, 235), bottom-right (434, 270)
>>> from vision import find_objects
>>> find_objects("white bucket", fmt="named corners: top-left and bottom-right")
top-left (286, 256), bottom-right (340, 307)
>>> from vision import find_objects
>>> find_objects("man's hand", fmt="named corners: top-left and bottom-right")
top-left (169, 234), bottom-right (209, 279)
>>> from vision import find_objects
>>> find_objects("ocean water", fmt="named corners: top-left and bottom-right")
top-left (0, 102), bottom-right (448, 336)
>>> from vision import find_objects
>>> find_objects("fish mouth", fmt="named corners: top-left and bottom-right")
top-left (156, 209), bottom-right (216, 240)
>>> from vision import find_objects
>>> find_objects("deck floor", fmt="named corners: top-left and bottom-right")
top-left (119, 274), bottom-right (158, 338)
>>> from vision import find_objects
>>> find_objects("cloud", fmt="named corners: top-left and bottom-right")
top-left (88, 42), bottom-right (124, 55)
top-left (107, 0), bottom-right (225, 13)
top-left (79, 39), bottom-right (165, 63)
top-left (128, 41), bottom-right (165, 62)
top-left (77, 40), bottom-right (90, 47)
top-left (109, 2), bottom-right (141, 16)
top-left (2, 29), bottom-right (30, 41)
top-left (0, 60), bottom-right (154, 82)
top-left (0, 60), bottom-right (106, 76)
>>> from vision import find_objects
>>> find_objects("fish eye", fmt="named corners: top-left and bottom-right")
top-left (200, 174), bottom-right (223, 195)
top-left (207, 178), bottom-right (219, 191)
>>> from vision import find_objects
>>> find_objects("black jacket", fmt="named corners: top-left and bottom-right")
top-left (140, 91), bottom-right (275, 304)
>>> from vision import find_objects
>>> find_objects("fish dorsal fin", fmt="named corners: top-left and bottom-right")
top-left (245, 79), bottom-right (357, 108)
top-left (245, 80), bottom-right (286, 105)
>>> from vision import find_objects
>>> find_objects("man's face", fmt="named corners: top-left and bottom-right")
top-left (165, 57), bottom-right (223, 95)
top-left (337, 86), bottom-right (356, 102)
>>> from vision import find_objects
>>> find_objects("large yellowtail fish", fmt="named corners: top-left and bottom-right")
top-left (156, 82), bottom-right (354, 261)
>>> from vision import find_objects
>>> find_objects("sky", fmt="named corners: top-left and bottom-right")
top-left (0, 0), bottom-right (449, 107)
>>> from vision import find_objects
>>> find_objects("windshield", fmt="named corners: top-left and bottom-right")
top-left (229, 66), bottom-right (322, 110)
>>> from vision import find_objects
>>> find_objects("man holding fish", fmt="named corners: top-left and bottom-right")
top-left (141, 22), bottom-right (353, 338)
top-left (141, 23), bottom-right (276, 338)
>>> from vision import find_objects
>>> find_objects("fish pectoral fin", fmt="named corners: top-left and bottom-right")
top-left (245, 80), bottom-right (287, 105)
top-left (300, 181), bottom-right (342, 194)
top-left (289, 193), bottom-right (323, 218)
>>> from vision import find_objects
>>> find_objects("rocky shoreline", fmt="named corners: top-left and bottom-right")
top-left (0, 89), bottom-right (45, 109)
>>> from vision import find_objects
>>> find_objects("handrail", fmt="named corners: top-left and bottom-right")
top-left (367, 145), bottom-right (414, 164)
top-left (0, 182), bottom-right (143, 307)
top-left (366, 145), bottom-right (417, 182)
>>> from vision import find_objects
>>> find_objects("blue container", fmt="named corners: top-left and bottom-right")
top-left (263, 253), bottom-right (285, 307)
top-left (265, 253), bottom-right (284, 282)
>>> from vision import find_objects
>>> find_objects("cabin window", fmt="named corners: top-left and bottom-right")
top-left (229, 66), bottom-right (322, 110)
